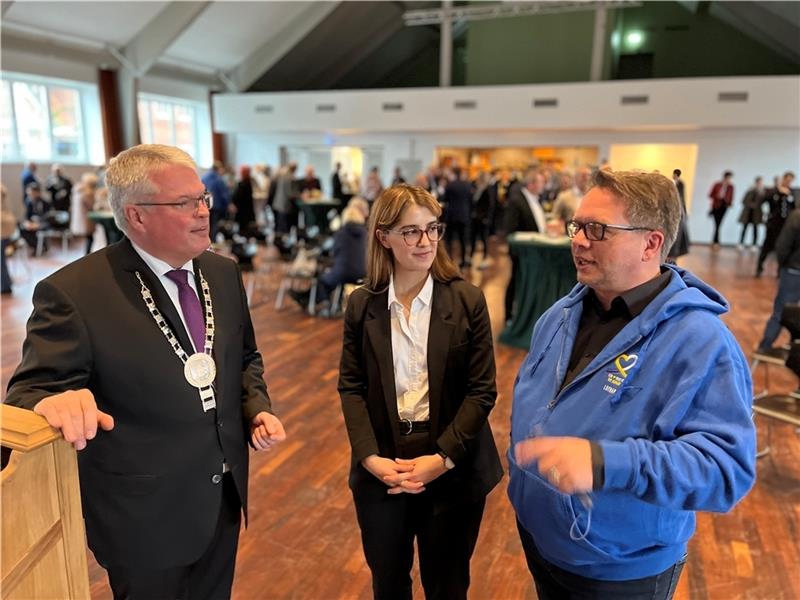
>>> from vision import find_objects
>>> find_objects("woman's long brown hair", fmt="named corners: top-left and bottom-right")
top-left (364, 184), bottom-right (461, 292)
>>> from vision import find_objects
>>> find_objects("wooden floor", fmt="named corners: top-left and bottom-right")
top-left (2, 240), bottom-right (799, 599)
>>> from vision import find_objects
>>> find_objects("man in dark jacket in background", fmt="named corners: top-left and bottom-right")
top-left (202, 161), bottom-right (231, 241)
top-left (443, 167), bottom-right (473, 268)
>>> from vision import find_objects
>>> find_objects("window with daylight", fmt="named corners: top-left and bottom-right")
top-left (0, 72), bottom-right (103, 164)
top-left (137, 94), bottom-right (212, 167)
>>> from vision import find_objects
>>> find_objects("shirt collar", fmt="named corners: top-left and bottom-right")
top-left (388, 273), bottom-right (434, 310)
top-left (521, 188), bottom-right (539, 203)
top-left (130, 240), bottom-right (194, 278)
top-left (587, 268), bottom-right (672, 320)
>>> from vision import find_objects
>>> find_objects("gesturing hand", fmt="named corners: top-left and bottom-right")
top-left (33, 389), bottom-right (114, 451)
top-left (515, 436), bottom-right (593, 495)
top-left (361, 455), bottom-right (425, 494)
top-left (250, 412), bottom-right (287, 451)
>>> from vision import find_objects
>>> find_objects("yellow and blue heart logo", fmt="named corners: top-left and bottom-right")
top-left (614, 353), bottom-right (638, 378)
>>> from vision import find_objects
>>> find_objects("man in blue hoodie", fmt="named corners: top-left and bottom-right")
top-left (509, 169), bottom-right (756, 599)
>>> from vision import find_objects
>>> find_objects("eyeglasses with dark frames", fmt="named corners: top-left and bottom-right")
top-left (134, 191), bottom-right (213, 216)
top-left (385, 222), bottom-right (446, 246)
top-left (566, 220), bottom-right (653, 242)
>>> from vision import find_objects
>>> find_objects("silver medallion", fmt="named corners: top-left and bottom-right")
top-left (184, 353), bottom-right (217, 388)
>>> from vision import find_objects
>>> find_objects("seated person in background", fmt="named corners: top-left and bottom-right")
top-left (756, 207), bottom-right (800, 356)
top-left (347, 196), bottom-right (370, 222)
top-left (290, 204), bottom-right (368, 311)
top-left (20, 182), bottom-right (49, 251)
top-left (782, 304), bottom-right (800, 396)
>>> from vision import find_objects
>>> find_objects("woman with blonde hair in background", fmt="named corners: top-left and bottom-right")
top-left (338, 184), bottom-right (502, 599)
top-left (70, 172), bottom-right (99, 254)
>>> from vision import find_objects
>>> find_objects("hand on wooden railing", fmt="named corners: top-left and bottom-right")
top-left (33, 389), bottom-right (114, 451)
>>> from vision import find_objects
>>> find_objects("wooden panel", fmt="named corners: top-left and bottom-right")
top-left (53, 439), bottom-right (91, 599)
top-left (1, 444), bottom-right (69, 598)
top-left (2, 242), bottom-right (799, 599)
top-left (1, 405), bottom-right (60, 452)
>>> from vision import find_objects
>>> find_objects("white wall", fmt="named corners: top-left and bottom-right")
top-left (213, 76), bottom-right (800, 133)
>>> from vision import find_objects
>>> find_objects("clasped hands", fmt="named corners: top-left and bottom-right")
top-left (361, 454), bottom-right (448, 495)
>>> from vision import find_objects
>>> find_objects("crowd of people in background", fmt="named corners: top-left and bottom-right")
top-left (704, 169), bottom-right (796, 278)
top-left (3, 159), bottom-right (797, 341)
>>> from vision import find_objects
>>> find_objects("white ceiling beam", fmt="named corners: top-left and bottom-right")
top-left (0, 28), bottom-right (121, 68)
top-left (2, 1), bottom-right (15, 17)
top-left (404, 1), bottom-right (641, 26)
top-left (227, 1), bottom-right (340, 92)
top-left (121, 1), bottom-right (211, 76)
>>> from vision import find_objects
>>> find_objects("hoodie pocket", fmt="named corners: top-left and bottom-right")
top-left (509, 457), bottom-right (612, 566)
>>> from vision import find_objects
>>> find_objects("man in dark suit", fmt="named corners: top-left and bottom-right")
top-left (504, 169), bottom-right (547, 323)
top-left (5, 144), bottom-right (286, 600)
top-left (332, 161), bottom-right (344, 202)
top-left (443, 167), bottom-right (473, 268)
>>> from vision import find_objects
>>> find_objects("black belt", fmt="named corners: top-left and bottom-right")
top-left (399, 419), bottom-right (431, 436)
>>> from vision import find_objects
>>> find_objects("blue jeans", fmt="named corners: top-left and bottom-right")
top-left (758, 268), bottom-right (800, 350)
top-left (517, 520), bottom-right (685, 600)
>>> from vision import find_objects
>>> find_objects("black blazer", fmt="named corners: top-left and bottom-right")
top-left (5, 238), bottom-right (271, 570)
top-left (338, 279), bottom-right (502, 507)
top-left (504, 188), bottom-right (540, 234)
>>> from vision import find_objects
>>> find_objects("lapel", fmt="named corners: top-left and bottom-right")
top-left (427, 281), bottom-right (455, 434)
top-left (520, 190), bottom-right (540, 232)
top-left (112, 238), bottom-right (196, 355)
top-left (363, 290), bottom-right (403, 445)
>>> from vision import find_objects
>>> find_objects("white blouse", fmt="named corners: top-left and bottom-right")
top-left (388, 274), bottom-right (433, 422)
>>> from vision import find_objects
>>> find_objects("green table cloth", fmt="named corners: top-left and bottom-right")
top-left (88, 211), bottom-right (124, 245)
top-left (298, 199), bottom-right (340, 235)
top-left (499, 232), bottom-right (577, 349)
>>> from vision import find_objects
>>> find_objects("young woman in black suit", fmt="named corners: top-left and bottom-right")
top-left (338, 184), bottom-right (502, 600)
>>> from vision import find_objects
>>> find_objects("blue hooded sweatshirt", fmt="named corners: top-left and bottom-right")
top-left (508, 265), bottom-right (756, 581)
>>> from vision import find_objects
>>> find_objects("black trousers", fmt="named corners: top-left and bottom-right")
top-left (353, 432), bottom-right (486, 600)
top-left (445, 221), bottom-right (469, 267)
top-left (757, 218), bottom-right (786, 273)
top-left (505, 255), bottom-right (519, 322)
top-left (710, 206), bottom-right (728, 244)
top-left (517, 520), bottom-right (685, 600)
top-left (106, 473), bottom-right (242, 600)
top-left (739, 222), bottom-right (759, 246)
top-left (470, 219), bottom-right (488, 258)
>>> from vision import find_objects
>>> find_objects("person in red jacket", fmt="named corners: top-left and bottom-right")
top-left (708, 171), bottom-right (734, 248)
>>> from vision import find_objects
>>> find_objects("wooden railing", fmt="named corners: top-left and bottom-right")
top-left (1, 404), bottom-right (90, 599)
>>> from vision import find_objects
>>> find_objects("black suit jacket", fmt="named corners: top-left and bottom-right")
top-left (5, 238), bottom-right (271, 569)
top-left (504, 188), bottom-right (540, 234)
top-left (338, 279), bottom-right (502, 508)
top-left (443, 180), bottom-right (473, 225)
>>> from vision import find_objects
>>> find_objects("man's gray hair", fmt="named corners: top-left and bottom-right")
top-left (591, 169), bottom-right (681, 262)
top-left (105, 144), bottom-right (197, 233)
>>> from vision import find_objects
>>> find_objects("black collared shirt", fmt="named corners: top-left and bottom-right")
top-left (562, 268), bottom-right (672, 391)
top-left (561, 268), bottom-right (672, 490)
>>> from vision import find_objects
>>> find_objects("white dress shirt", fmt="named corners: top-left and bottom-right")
top-left (521, 188), bottom-right (547, 233)
top-left (388, 273), bottom-right (433, 422)
top-left (131, 241), bottom-right (201, 352)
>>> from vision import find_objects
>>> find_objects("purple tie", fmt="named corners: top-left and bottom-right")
top-left (165, 269), bottom-right (205, 353)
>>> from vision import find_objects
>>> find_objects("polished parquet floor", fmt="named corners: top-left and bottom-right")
top-left (2, 239), bottom-right (799, 599)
